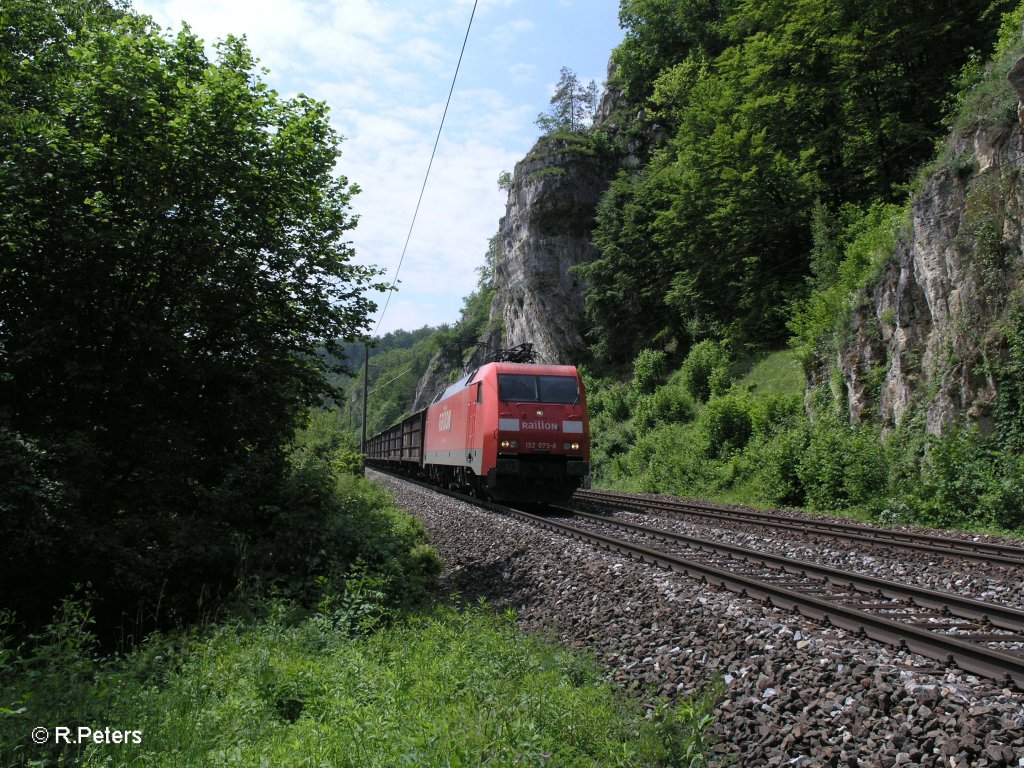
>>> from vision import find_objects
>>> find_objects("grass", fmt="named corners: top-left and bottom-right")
top-left (1, 603), bottom-right (717, 768)
top-left (733, 349), bottom-right (805, 397)
top-left (0, 463), bottom-right (717, 767)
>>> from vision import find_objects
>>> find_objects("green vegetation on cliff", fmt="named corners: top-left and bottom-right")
top-left (582, 0), bottom-right (1024, 534)
top-left (579, 0), bottom-right (1015, 366)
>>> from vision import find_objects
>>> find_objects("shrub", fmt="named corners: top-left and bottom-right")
top-left (896, 428), bottom-right (1024, 531)
top-left (678, 340), bottom-right (730, 402)
top-left (796, 415), bottom-right (888, 510)
top-left (0, 597), bottom-right (120, 767)
top-left (698, 393), bottom-right (754, 458)
top-left (581, 372), bottom-right (630, 421)
top-left (589, 416), bottom-right (637, 482)
top-left (290, 407), bottom-right (360, 476)
top-left (795, 431), bottom-right (844, 509)
top-left (749, 427), bottom-right (810, 506)
top-left (603, 383), bottom-right (632, 420)
top-left (841, 427), bottom-right (890, 507)
top-left (240, 464), bottom-right (439, 611)
top-left (632, 393), bottom-right (659, 434)
top-left (653, 384), bottom-right (698, 425)
top-left (748, 393), bottom-right (803, 438)
top-left (632, 385), bottom-right (696, 434)
top-left (976, 452), bottom-right (1024, 531)
top-left (632, 348), bottom-right (668, 394)
top-left (608, 422), bottom-right (708, 497)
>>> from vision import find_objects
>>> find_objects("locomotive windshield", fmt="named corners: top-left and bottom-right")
top-left (498, 374), bottom-right (578, 403)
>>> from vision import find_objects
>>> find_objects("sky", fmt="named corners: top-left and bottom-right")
top-left (131, 0), bottom-right (625, 336)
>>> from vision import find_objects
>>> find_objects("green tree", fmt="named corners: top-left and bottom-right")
top-left (577, 163), bottom-right (685, 364)
top-left (613, 0), bottom-right (729, 104)
top-left (584, 0), bottom-right (1011, 368)
top-left (536, 67), bottom-right (599, 134)
top-left (0, 0), bottom-right (383, 629)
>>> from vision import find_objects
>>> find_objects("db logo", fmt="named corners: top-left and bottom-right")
top-left (438, 409), bottom-right (452, 432)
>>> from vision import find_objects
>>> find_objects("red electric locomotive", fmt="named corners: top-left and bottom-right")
top-left (366, 355), bottom-right (590, 503)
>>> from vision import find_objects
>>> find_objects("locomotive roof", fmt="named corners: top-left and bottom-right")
top-left (487, 361), bottom-right (579, 375)
top-left (433, 362), bottom-right (579, 404)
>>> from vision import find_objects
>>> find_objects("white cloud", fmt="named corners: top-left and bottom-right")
top-left (487, 17), bottom-right (534, 49)
top-left (349, 134), bottom-right (520, 333)
top-left (134, 0), bottom-right (623, 335)
top-left (507, 61), bottom-right (536, 85)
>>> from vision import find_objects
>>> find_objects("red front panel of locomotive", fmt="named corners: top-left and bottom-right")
top-left (422, 362), bottom-right (590, 500)
top-left (485, 362), bottom-right (589, 461)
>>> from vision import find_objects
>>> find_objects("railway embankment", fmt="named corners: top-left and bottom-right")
top-left (372, 471), bottom-right (1024, 767)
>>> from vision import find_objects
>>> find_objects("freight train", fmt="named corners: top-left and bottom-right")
top-left (365, 351), bottom-right (590, 503)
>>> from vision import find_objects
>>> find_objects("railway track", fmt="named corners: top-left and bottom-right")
top-left (574, 488), bottom-right (1024, 567)
top-left (374, 471), bottom-right (1024, 689)
top-left (555, 508), bottom-right (1024, 687)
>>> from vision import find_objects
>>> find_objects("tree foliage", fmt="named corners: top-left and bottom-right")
top-left (582, 0), bottom-right (1013, 367)
top-left (613, 0), bottom-right (730, 103)
top-left (536, 67), bottom-right (599, 134)
top-left (0, 0), bottom-right (383, 631)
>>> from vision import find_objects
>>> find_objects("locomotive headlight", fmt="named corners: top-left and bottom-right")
top-left (563, 441), bottom-right (581, 451)
top-left (500, 439), bottom-right (517, 450)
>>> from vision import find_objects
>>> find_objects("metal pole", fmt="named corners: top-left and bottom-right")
top-left (361, 341), bottom-right (369, 454)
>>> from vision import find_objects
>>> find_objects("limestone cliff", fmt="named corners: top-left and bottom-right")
top-left (490, 135), bottom-right (619, 364)
top-left (488, 64), bottom-right (631, 365)
top-left (836, 100), bottom-right (1024, 434)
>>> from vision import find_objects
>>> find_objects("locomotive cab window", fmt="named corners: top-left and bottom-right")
top-left (499, 374), bottom-right (578, 404)
top-left (538, 376), bottom-right (578, 404)
top-left (498, 374), bottom-right (537, 402)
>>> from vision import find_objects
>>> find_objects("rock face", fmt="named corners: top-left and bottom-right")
top-left (491, 138), bottom-right (619, 365)
top-left (837, 114), bottom-right (1024, 434)
top-left (490, 62), bottom-right (628, 365)
top-left (1007, 55), bottom-right (1024, 125)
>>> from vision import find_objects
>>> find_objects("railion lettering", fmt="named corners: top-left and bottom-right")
top-left (520, 420), bottom-right (558, 431)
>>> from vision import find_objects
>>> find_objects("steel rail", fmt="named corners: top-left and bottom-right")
top-left (529, 512), bottom-right (1024, 690)
top-left (575, 489), bottom-right (1024, 567)
top-left (562, 508), bottom-right (1024, 633)
top-left (370, 470), bottom-right (1024, 689)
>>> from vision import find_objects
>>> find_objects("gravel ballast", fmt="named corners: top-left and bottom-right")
top-left (371, 472), bottom-right (1024, 767)
top-left (604, 506), bottom-right (1024, 611)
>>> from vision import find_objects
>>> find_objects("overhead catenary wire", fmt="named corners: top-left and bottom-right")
top-left (371, 0), bottom-right (479, 337)
top-left (367, 366), bottom-right (415, 396)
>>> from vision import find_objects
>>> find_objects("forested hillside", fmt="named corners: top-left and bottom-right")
top-left (581, 0), bottom-right (1015, 364)
top-left (575, 0), bottom-right (1024, 533)
top-left (328, 326), bottom-right (438, 438)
